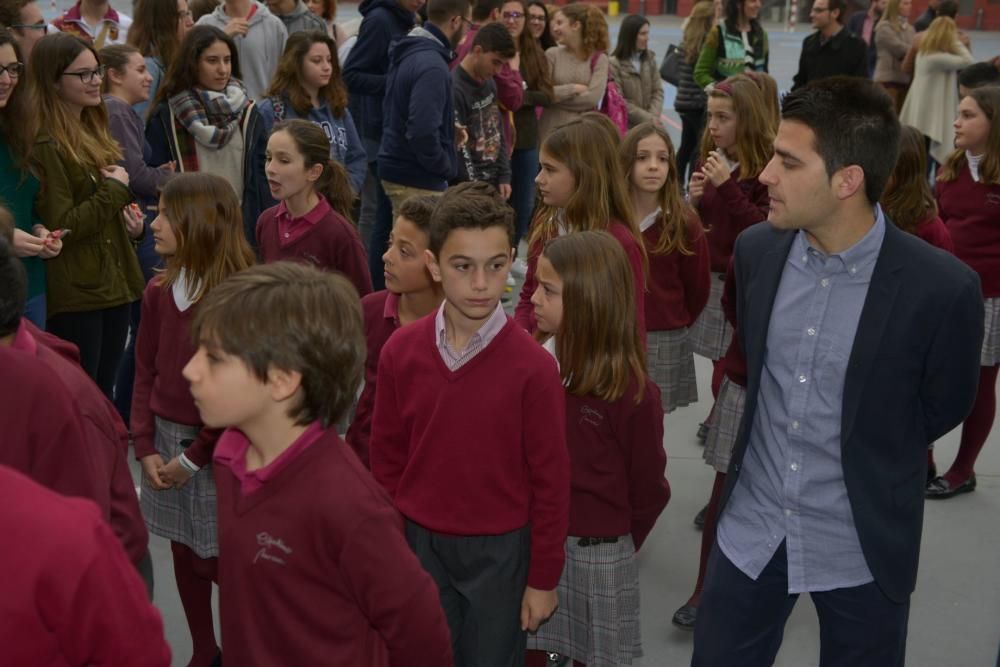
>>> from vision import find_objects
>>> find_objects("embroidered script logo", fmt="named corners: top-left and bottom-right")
top-left (987, 193), bottom-right (1000, 207)
top-left (254, 532), bottom-right (293, 565)
top-left (579, 405), bottom-right (603, 427)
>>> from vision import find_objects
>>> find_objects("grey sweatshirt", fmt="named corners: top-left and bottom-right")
top-left (197, 2), bottom-right (288, 100)
top-left (103, 95), bottom-right (172, 201)
top-left (275, 0), bottom-right (327, 36)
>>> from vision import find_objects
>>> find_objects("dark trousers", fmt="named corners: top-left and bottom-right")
top-left (48, 303), bottom-right (131, 400)
top-left (405, 520), bottom-right (530, 667)
top-left (676, 110), bottom-right (705, 187)
top-left (693, 541), bottom-right (910, 667)
top-left (509, 147), bottom-right (539, 248)
top-left (366, 160), bottom-right (394, 291)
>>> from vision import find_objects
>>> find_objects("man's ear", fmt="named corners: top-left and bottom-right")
top-left (425, 248), bottom-right (443, 283)
top-left (266, 365), bottom-right (304, 404)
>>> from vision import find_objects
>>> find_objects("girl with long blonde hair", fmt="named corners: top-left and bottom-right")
top-left (874, 0), bottom-right (915, 112)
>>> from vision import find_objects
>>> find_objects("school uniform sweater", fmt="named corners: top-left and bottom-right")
top-left (256, 199), bottom-right (373, 296)
top-left (914, 215), bottom-right (954, 253)
top-left (0, 466), bottom-right (170, 667)
top-left (370, 314), bottom-right (570, 590)
top-left (131, 278), bottom-right (221, 467)
top-left (346, 290), bottom-right (399, 467)
top-left (515, 221), bottom-right (647, 336)
top-left (213, 427), bottom-right (452, 666)
top-left (697, 172), bottom-right (769, 273)
top-left (15, 321), bottom-right (149, 566)
top-left (564, 377), bottom-right (669, 550)
top-left (936, 166), bottom-right (1000, 297)
top-left (643, 215), bottom-right (712, 331)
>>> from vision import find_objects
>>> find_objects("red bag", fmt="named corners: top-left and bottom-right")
top-left (590, 52), bottom-right (628, 137)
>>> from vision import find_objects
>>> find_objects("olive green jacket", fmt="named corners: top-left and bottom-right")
top-left (33, 136), bottom-right (144, 318)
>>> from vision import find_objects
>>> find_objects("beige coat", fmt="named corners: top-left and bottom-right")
top-left (899, 45), bottom-right (974, 164)
top-left (539, 46), bottom-right (609, 145)
top-left (609, 51), bottom-right (664, 128)
top-left (874, 20), bottom-right (916, 84)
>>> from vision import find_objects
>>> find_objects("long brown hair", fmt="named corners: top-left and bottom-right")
top-left (939, 87), bottom-right (1000, 185)
top-left (557, 4), bottom-right (609, 58)
top-left (128, 0), bottom-right (185, 73)
top-left (508, 0), bottom-right (552, 98)
top-left (700, 75), bottom-right (774, 180)
top-left (157, 172), bottom-right (255, 302)
top-left (538, 230), bottom-right (647, 403)
top-left (98, 43), bottom-right (141, 94)
top-left (620, 122), bottom-right (697, 255)
top-left (271, 119), bottom-right (354, 221)
top-left (28, 33), bottom-right (121, 170)
top-left (266, 30), bottom-right (348, 118)
top-left (882, 125), bottom-right (937, 235)
top-left (683, 0), bottom-right (716, 63)
top-left (0, 28), bottom-right (34, 167)
top-left (152, 26), bottom-right (241, 109)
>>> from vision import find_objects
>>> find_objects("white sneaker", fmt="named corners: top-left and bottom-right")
top-left (511, 258), bottom-right (529, 277)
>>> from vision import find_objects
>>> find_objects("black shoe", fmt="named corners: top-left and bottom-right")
top-left (927, 461), bottom-right (937, 486)
top-left (672, 603), bottom-right (697, 630)
top-left (696, 422), bottom-right (709, 443)
top-left (926, 474), bottom-right (976, 499)
top-left (693, 504), bottom-right (707, 530)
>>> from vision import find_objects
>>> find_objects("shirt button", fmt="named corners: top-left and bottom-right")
top-left (850, 266), bottom-right (857, 274)
top-left (798, 375), bottom-right (807, 383)
top-left (821, 278), bottom-right (830, 287)
top-left (790, 463), bottom-right (799, 471)
top-left (785, 509), bottom-right (793, 517)
top-left (807, 327), bottom-right (816, 336)
top-left (284, 232), bottom-right (290, 238)
top-left (792, 420), bottom-right (800, 429)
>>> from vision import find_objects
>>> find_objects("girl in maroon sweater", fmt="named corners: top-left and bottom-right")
top-left (882, 126), bottom-right (954, 253)
top-left (515, 118), bottom-right (648, 336)
top-left (928, 87), bottom-right (1000, 499)
top-left (621, 122), bottom-right (711, 414)
top-left (526, 231), bottom-right (670, 667)
top-left (257, 119), bottom-right (372, 296)
top-left (132, 173), bottom-right (254, 667)
top-left (687, 75), bottom-right (771, 438)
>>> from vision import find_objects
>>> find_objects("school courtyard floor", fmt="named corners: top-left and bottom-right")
top-left (52, 0), bottom-right (999, 660)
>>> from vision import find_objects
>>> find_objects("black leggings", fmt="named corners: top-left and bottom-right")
top-left (677, 109), bottom-right (706, 187)
top-left (48, 303), bottom-right (131, 399)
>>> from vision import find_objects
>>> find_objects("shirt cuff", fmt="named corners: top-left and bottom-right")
top-left (179, 452), bottom-right (202, 475)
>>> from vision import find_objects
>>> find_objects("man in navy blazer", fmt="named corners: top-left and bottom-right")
top-left (692, 77), bottom-right (984, 666)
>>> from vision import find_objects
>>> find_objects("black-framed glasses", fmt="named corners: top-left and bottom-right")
top-left (61, 65), bottom-right (106, 83)
top-left (0, 62), bottom-right (23, 78)
top-left (810, 6), bottom-right (830, 12)
top-left (459, 15), bottom-right (474, 28)
top-left (528, 14), bottom-right (546, 23)
top-left (502, 10), bottom-right (524, 20)
top-left (10, 21), bottom-right (47, 33)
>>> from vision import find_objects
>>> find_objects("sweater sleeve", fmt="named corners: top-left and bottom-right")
top-left (693, 27), bottom-right (721, 89)
top-left (334, 220), bottom-right (374, 296)
top-left (623, 386), bottom-right (669, 551)
top-left (340, 509), bottom-right (454, 667)
top-left (182, 427), bottom-right (224, 468)
top-left (343, 17), bottom-right (393, 97)
top-left (680, 219), bottom-right (712, 323)
top-left (107, 102), bottom-right (171, 200)
top-left (407, 67), bottom-right (455, 179)
top-left (514, 238), bottom-right (541, 332)
top-left (369, 343), bottom-right (408, 498)
top-left (715, 176), bottom-right (769, 233)
top-left (33, 140), bottom-right (134, 242)
top-left (130, 280), bottom-right (160, 460)
top-left (555, 52), bottom-right (608, 112)
top-left (496, 62), bottom-right (525, 112)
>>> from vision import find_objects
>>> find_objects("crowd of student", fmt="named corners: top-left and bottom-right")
top-left (0, 0), bottom-right (999, 663)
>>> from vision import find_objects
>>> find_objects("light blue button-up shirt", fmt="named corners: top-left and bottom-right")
top-left (718, 208), bottom-right (886, 593)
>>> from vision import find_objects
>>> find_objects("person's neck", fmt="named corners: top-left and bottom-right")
top-left (631, 188), bottom-right (659, 222)
top-left (569, 41), bottom-right (585, 60)
top-left (821, 22), bottom-right (842, 38)
top-left (66, 102), bottom-right (84, 118)
top-left (967, 144), bottom-right (987, 158)
top-left (275, 0), bottom-right (295, 14)
top-left (737, 16), bottom-right (751, 31)
top-left (428, 20), bottom-right (453, 45)
top-left (804, 201), bottom-right (875, 255)
top-left (241, 411), bottom-right (310, 472)
top-left (459, 56), bottom-right (478, 80)
top-left (225, 0), bottom-right (253, 18)
top-left (285, 188), bottom-right (319, 218)
top-left (303, 83), bottom-right (320, 108)
top-left (399, 285), bottom-right (444, 325)
top-left (105, 88), bottom-right (135, 106)
top-left (79, 0), bottom-right (110, 23)
top-left (443, 299), bottom-right (491, 352)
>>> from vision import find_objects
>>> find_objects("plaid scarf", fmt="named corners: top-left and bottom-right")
top-left (169, 80), bottom-right (251, 151)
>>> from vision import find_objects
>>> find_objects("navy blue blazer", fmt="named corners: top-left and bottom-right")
top-left (723, 219), bottom-right (984, 603)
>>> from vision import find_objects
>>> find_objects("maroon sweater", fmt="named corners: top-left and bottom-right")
top-left (643, 215), bottom-right (712, 331)
top-left (914, 215), bottom-right (954, 253)
top-left (256, 204), bottom-right (373, 297)
top-left (214, 428), bottom-right (452, 666)
top-left (515, 222), bottom-right (647, 336)
top-left (936, 166), bottom-right (1000, 296)
top-left (346, 290), bottom-right (399, 467)
top-left (131, 278), bottom-right (221, 466)
top-left (370, 314), bottom-right (570, 590)
top-left (1, 466), bottom-right (170, 667)
top-left (697, 173), bottom-right (769, 273)
top-left (565, 377), bottom-right (669, 550)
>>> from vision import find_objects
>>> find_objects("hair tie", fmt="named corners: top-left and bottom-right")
top-left (715, 80), bottom-right (734, 96)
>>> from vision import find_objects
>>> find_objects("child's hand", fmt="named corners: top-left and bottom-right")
top-left (139, 454), bottom-right (171, 490)
top-left (520, 586), bottom-right (558, 632)
top-left (688, 172), bottom-right (707, 208)
top-left (454, 123), bottom-right (469, 148)
top-left (161, 160), bottom-right (177, 173)
top-left (702, 150), bottom-right (732, 187)
top-left (161, 456), bottom-right (194, 489)
top-left (498, 183), bottom-right (512, 200)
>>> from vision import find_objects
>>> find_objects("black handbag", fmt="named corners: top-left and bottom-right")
top-left (660, 43), bottom-right (682, 86)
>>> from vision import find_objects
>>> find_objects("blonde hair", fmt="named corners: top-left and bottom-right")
top-left (919, 16), bottom-right (961, 55)
top-left (683, 1), bottom-right (716, 63)
top-left (700, 75), bottom-right (775, 180)
top-left (878, 0), bottom-right (908, 31)
top-left (557, 4), bottom-right (609, 58)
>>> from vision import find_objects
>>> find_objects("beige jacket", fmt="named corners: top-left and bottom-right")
top-left (874, 20), bottom-right (916, 84)
top-left (609, 51), bottom-right (664, 128)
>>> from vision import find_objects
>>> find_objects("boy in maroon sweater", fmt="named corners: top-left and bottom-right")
top-left (369, 181), bottom-right (571, 666)
top-left (181, 261), bottom-right (452, 667)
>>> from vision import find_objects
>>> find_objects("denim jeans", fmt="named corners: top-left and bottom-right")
top-left (24, 293), bottom-right (46, 330)
top-left (509, 148), bottom-right (539, 249)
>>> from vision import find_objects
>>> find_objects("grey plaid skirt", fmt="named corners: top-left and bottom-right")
top-left (689, 273), bottom-right (733, 360)
top-left (139, 417), bottom-right (218, 558)
top-left (648, 328), bottom-right (699, 413)
top-left (982, 297), bottom-right (1000, 366)
top-left (527, 536), bottom-right (642, 667)
top-left (703, 376), bottom-right (747, 473)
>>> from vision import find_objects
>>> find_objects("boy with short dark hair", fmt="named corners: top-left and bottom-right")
top-left (959, 61), bottom-right (1000, 98)
top-left (370, 181), bottom-right (570, 666)
top-left (453, 22), bottom-right (516, 194)
top-left (182, 261), bottom-right (453, 666)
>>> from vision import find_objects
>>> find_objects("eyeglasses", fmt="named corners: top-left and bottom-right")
top-left (459, 15), bottom-right (474, 28)
top-left (502, 10), bottom-right (524, 20)
top-left (0, 62), bottom-right (23, 78)
top-left (528, 14), bottom-right (546, 23)
top-left (10, 21), bottom-right (47, 33)
top-left (61, 65), bottom-right (107, 84)
top-left (810, 6), bottom-right (830, 12)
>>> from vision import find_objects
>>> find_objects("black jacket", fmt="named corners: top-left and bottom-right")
top-left (723, 220), bottom-right (983, 603)
top-left (792, 27), bottom-right (869, 90)
top-left (846, 11), bottom-right (879, 76)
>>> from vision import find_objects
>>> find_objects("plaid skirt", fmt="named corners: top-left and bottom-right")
top-left (527, 536), bottom-right (642, 667)
top-left (139, 417), bottom-right (218, 558)
top-left (648, 328), bottom-right (699, 413)
top-left (982, 298), bottom-right (1000, 366)
top-left (689, 273), bottom-right (733, 360)
top-left (703, 376), bottom-right (747, 473)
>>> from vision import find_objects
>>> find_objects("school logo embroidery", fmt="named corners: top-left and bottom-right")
top-left (986, 193), bottom-right (1000, 207)
top-left (254, 532), bottom-right (293, 565)
top-left (579, 405), bottom-right (604, 427)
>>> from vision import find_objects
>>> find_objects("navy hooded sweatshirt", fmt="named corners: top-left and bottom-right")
top-left (342, 0), bottom-right (417, 158)
top-left (377, 24), bottom-right (457, 191)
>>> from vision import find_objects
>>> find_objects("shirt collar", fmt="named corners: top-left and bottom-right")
top-left (64, 1), bottom-right (121, 24)
top-left (213, 420), bottom-right (325, 484)
top-left (793, 204), bottom-right (886, 279)
top-left (275, 195), bottom-right (331, 226)
top-left (639, 207), bottom-right (662, 233)
top-left (383, 290), bottom-right (401, 326)
top-left (435, 300), bottom-right (507, 349)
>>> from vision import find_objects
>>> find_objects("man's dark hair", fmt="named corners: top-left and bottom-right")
top-left (0, 235), bottom-right (27, 338)
top-left (471, 21), bottom-right (516, 57)
top-left (471, 0), bottom-right (502, 22)
top-left (935, 0), bottom-right (958, 18)
top-left (427, 0), bottom-right (471, 23)
top-left (781, 76), bottom-right (900, 204)
top-left (429, 181), bottom-right (515, 256)
top-left (827, 0), bottom-right (846, 22)
top-left (398, 194), bottom-right (440, 232)
top-left (959, 61), bottom-right (1000, 90)
top-left (0, 0), bottom-right (30, 30)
